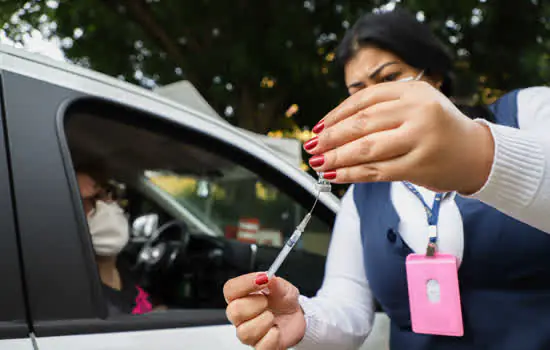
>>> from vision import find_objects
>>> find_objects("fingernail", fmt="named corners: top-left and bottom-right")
top-left (260, 287), bottom-right (270, 295)
top-left (323, 170), bottom-right (337, 180)
top-left (309, 155), bottom-right (325, 168)
top-left (304, 136), bottom-right (318, 151)
top-left (255, 273), bottom-right (269, 285)
top-left (312, 121), bottom-right (325, 134)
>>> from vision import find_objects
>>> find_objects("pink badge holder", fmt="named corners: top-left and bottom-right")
top-left (405, 253), bottom-right (464, 337)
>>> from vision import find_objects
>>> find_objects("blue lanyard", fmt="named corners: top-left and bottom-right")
top-left (402, 182), bottom-right (444, 247)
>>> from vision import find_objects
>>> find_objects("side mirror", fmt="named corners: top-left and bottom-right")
top-left (132, 213), bottom-right (159, 238)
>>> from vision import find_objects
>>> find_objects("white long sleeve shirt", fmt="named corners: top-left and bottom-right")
top-left (295, 86), bottom-right (550, 350)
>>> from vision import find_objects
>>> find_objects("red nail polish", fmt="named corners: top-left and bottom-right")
top-left (323, 170), bottom-right (337, 180)
top-left (304, 137), bottom-right (318, 151)
top-left (309, 155), bottom-right (325, 168)
top-left (255, 273), bottom-right (269, 285)
top-left (312, 121), bottom-right (325, 134)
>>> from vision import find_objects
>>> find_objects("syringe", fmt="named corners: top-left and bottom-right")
top-left (267, 213), bottom-right (312, 278)
top-left (266, 172), bottom-right (331, 278)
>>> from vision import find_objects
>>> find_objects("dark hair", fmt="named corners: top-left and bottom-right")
top-left (336, 8), bottom-right (495, 122)
top-left (74, 158), bottom-right (110, 187)
top-left (336, 8), bottom-right (454, 96)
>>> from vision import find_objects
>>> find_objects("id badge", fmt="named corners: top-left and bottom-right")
top-left (405, 253), bottom-right (463, 337)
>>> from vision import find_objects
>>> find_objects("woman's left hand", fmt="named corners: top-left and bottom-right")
top-left (305, 80), bottom-right (495, 194)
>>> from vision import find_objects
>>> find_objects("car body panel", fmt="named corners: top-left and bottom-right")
top-left (0, 338), bottom-right (35, 350)
top-left (35, 326), bottom-right (248, 350)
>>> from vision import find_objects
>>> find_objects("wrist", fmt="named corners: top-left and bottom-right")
top-left (459, 120), bottom-right (495, 195)
top-left (464, 121), bottom-right (545, 211)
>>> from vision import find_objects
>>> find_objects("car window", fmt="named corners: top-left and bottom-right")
top-left (63, 101), bottom-right (333, 317)
top-left (145, 168), bottom-right (330, 255)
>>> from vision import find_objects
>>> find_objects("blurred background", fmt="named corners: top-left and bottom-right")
top-left (1, 0), bottom-right (549, 196)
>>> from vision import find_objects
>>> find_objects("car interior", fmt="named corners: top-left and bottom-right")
top-left (63, 100), bottom-right (332, 312)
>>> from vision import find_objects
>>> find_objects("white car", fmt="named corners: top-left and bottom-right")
top-left (0, 44), bottom-right (388, 349)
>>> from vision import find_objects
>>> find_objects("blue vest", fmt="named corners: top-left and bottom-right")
top-left (355, 89), bottom-right (550, 350)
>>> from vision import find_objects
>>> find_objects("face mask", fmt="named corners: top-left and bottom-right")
top-left (87, 201), bottom-right (129, 256)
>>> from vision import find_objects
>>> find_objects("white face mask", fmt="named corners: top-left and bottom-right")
top-left (87, 201), bottom-right (129, 256)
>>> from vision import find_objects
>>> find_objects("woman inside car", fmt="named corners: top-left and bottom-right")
top-left (223, 8), bottom-right (550, 350)
top-left (76, 164), bottom-right (165, 315)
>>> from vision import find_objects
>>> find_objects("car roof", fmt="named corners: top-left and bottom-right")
top-left (0, 44), bottom-right (340, 212)
top-left (0, 43), bottom-right (231, 127)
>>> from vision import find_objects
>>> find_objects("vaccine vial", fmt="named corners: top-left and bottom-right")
top-left (317, 172), bottom-right (332, 192)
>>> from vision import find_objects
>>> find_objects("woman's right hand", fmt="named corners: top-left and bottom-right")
top-left (224, 272), bottom-right (306, 350)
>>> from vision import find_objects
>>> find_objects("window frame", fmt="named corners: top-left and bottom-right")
top-left (65, 99), bottom-right (335, 227)
top-left (0, 73), bottom-right (32, 340)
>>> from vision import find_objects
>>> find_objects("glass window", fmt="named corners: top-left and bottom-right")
top-left (65, 107), bottom-right (333, 314)
top-left (145, 167), bottom-right (331, 255)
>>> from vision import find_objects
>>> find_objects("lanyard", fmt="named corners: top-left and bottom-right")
top-left (402, 182), bottom-right (445, 256)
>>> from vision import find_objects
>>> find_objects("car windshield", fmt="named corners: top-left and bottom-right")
top-left (143, 171), bottom-right (225, 235)
top-left (144, 167), bottom-right (322, 250)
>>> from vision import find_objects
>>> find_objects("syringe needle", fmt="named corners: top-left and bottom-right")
top-left (265, 170), bottom-right (328, 280)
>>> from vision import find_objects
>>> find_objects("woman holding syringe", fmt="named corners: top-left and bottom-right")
top-left (224, 8), bottom-right (550, 350)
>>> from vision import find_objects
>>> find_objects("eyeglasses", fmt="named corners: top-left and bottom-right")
top-left (81, 179), bottom-right (129, 215)
top-left (82, 187), bottom-right (114, 214)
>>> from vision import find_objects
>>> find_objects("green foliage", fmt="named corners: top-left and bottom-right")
top-left (403, 0), bottom-right (550, 102)
top-left (2, 0), bottom-right (550, 133)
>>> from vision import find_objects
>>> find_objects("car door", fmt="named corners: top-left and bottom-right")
top-left (0, 73), bottom-right (35, 349)
top-left (0, 66), bottom-right (340, 349)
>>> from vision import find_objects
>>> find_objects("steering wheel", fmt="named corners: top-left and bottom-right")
top-left (134, 220), bottom-right (190, 271)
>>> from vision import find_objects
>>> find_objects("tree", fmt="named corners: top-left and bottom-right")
top-left (2, 0), bottom-right (362, 134)
top-left (2, 0), bottom-right (549, 135)
top-left (404, 0), bottom-right (550, 105)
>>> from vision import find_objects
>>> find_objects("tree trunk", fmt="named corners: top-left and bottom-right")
top-left (238, 87), bottom-right (284, 133)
